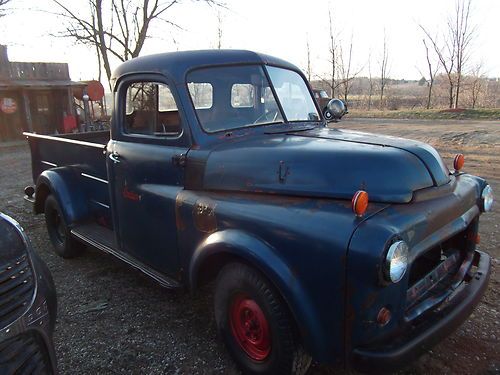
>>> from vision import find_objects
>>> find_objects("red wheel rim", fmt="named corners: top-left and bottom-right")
top-left (229, 293), bottom-right (271, 361)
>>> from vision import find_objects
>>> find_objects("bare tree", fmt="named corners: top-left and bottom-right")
top-left (337, 35), bottom-right (362, 103)
top-left (421, 38), bottom-right (439, 109)
top-left (306, 35), bottom-right (311, 81)
top-left (327, 8), bottom-right (337, 97)
top-left (216, 10), bottom-right (223, 49)
top-left (469, 63), bottom-right (484, 108)
top-left (367, 52), bottom-right (375, 110)
top-left (452, 0), bottom-right (474, 108)
top-left (53, 0), bottom-right (221, 87)
top-left (379, 31), bottom-right (389, 109)
top-left (0, 0), bottom-right (11, 17)
top-left (420, 25), bottom-right (455, 108)
top-left (420, 0), bottom-right (475, 109)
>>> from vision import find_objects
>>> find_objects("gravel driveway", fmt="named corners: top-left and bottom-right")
top-left (0, 118), bottom-right (498, 374)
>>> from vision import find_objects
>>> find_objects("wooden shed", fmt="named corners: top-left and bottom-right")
top-left (0, 45), bottom-right (85, 141)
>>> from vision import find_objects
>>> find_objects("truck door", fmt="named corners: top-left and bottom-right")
top-left (107, 75), bottom-right (190, 276)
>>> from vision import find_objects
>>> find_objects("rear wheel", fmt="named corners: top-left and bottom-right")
top-left (214, 262), bottom-right (311, 375)
top-left (44, 195), bottom-right (85, 258)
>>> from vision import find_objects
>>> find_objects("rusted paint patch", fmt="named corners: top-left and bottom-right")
top-left (193, 197), bottom-right (217, 233)
top-left (361, 291), bottom-right (379, 311)
top-left (122, 186), bottom-right (141, 201)
top-left (277, 160), bottom-right (290, 183)
top-left (175, 193), bottom-right (187, 231)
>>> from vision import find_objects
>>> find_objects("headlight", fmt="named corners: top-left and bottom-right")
top-left (481, 185), bottom-right (494, 212)
top-left (384, 241), bottom-right (409, 283)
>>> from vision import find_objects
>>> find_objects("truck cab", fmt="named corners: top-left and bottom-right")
top-left (24, 50), bottom-right (493, 375)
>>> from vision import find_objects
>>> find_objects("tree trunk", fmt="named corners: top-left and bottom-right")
top-left (455, 75), bottom-right (461, 108)
top-left (95, 0), bottom-right (112, 85)
top-left (426, 81), bottom-right (432, 109)
top-left (448, 83), bottom-right (454, 109)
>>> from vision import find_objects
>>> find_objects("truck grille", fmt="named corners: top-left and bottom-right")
top-left (405, 221), bottom-right (477, 321)
top-left (0, 333), bottom-right (52, 374)
top-left (0, 255), bottom-right (34, 328)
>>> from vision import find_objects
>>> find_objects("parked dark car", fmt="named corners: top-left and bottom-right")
top-left (0, 212), bottom-right (57, 374)
top-left (23, 50), bottom-right (493, 375)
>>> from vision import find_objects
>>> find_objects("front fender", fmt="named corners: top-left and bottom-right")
top-left (35, 168), bottom-right (88, 225)
top-left (189, 229), bottom-right (324, 358)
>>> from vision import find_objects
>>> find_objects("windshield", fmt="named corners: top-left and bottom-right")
top-left (266, 66), bottom-right (319, 122)
top-left (186, 65), bottom-right (319, 133)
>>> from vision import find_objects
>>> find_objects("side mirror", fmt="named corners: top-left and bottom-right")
top-left (324, 99), bottom-right (348, 122)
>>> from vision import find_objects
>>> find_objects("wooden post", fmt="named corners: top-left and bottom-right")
top-left (67, 86), bottom-right (75, 116)
top-left (22, 90), bottom-right (33, 132)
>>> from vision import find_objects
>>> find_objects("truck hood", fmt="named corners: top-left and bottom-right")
top-left (194, 127), bottom-right (450, 203)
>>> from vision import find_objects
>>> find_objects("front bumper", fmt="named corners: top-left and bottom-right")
top-left (351, 250), bottom-right (491, 373)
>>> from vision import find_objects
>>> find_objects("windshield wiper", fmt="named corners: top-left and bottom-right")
top-left (257, 121), bottom-right (285, 127)
top-left (264, 125), bottom-right (316, 134)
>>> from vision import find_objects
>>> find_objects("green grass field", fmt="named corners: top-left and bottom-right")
top-left (349, 108), bottom-right (500, 121)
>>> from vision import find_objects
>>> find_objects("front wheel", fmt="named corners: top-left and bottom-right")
top-left (44, 195), bottom-right (85, 258)
top-left (214, 263), bottom-right (311, 375)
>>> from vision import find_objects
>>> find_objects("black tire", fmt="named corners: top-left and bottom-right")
top-left (214, 262), bottom-right (311, 375)
top-left (44, 195), bottom-right (85, 258)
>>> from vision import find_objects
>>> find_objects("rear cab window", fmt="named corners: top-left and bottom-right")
top-left (231, 84), bottom-right (255, 108)
top-left (124, 82), bottom-right (182, 137)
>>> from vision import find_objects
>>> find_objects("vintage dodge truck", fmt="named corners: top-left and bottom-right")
top-left (24, 50), bottom-right (493, 375)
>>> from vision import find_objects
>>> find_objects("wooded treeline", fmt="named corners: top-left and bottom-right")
top-left (311, 0), bottom-right (497, 110)
top-left (311, 75), bottom-right (500, 110)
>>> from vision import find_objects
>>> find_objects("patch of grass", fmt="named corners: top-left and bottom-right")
top-left (349, 108), bottom-right (500, 120)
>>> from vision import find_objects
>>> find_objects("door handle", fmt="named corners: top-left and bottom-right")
top-left (109, 152), bottom-right (120, 163)
top-left (172, 153), bottom-right (186, 167)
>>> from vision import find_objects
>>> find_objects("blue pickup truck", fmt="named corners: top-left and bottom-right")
top-left (24, 50), bottom-right (493, 375)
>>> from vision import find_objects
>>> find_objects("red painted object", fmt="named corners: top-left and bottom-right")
top-left (63, 115), bottom-right (77, 133)
top-left (351, 190), bottom-right (369, 217)
top-left (454, 153), bottom-right (465, 171)
top-left (73, 80), bottom-right (105, 101)
top-left (230, 294), bottom-right (271, 361)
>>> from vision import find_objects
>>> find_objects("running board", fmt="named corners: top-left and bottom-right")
top-left (71, 223), bottom-right (182, 289)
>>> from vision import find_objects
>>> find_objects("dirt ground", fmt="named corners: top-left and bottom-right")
top-left (0, 118), bottom-right (498, 375)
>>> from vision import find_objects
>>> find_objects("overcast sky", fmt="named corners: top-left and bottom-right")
top-left (1, 0), bottom-right (499, 86)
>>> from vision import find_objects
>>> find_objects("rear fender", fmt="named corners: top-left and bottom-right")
top-left (35, 168), bottom-right (89, 225)
top-left (189, 229), bottom-right (323, 357)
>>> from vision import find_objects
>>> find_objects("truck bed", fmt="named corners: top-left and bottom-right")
top-left (25, 131), bottom-right (111, 230)
top-left (24, 130), bottom-right (109, 184)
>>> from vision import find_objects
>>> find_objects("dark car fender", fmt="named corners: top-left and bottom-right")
top-left (188, 228), bottom-right (324, 357)
top-left (34, 168), bottom-right (89, 225)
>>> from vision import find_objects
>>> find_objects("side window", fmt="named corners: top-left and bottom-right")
top-left (124, 82), bottom-right (181, 137)
top-left (231, 84), bottom-right (254, 108)
top-left (187, 82), bottom-right (213, 109)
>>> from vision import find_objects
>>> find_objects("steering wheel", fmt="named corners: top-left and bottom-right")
top-left (254, 109), bottom-right (279, 124)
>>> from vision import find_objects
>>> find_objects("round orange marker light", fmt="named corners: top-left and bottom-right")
top-left (352, 190), bottom-right (369, 217)
top-left (453, 153), bottom-right (465, 172)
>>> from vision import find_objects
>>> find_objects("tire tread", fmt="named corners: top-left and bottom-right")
top-left (215, 262), bottom-right (311, 375)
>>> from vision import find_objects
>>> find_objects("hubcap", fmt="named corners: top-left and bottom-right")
top-left (229, 293), bottom-right (271, 361)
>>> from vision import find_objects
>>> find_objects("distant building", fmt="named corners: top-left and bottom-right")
top-left (0, 45), bottom-right (85, 141)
